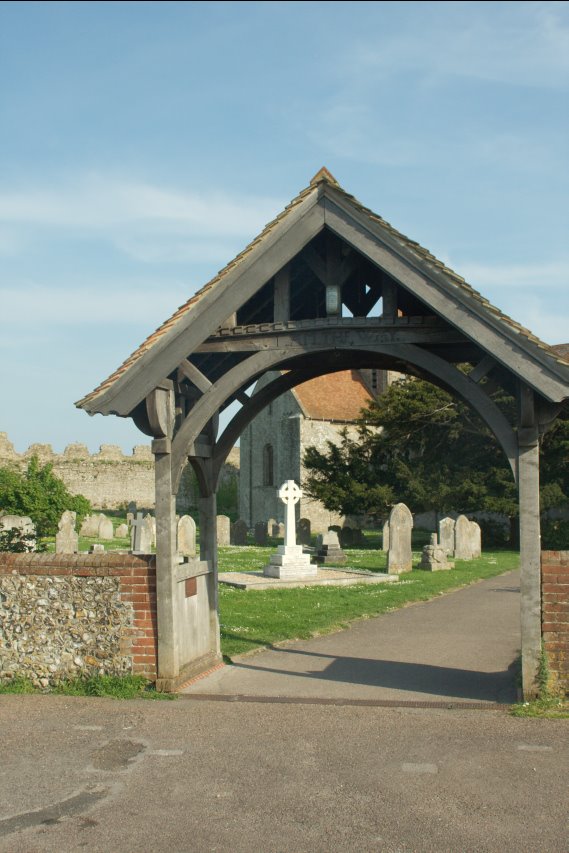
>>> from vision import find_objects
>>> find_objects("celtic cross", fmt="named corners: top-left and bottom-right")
top-left (278, 480), bottom-right (302, 548)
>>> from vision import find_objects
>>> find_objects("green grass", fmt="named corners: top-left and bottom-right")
top-left (0, 673), bottom-right (175, 699)
top-left (510, 696), bottom-right (569, 718)
top-left (218, 548), bottom-right (520, 659)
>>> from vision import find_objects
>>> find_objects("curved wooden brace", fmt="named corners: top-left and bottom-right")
top-left (172, 341), bottom-right (519, 493)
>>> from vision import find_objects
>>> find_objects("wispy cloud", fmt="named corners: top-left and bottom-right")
top-left (459, 260), bottom-right (569, 289)
top-left (0, 282), bottom-right (194, 327)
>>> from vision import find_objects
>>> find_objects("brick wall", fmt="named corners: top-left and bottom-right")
top-left (0, 553), bottom-right (157, 686)
top-left (541, 551), bottom-right (569, 695)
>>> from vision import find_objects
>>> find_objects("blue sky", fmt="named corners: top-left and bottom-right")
top-left (1, 1), bottom-right (568, 453)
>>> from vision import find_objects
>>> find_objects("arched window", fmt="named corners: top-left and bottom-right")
top-left (263, 444), bottom-right (274, 487)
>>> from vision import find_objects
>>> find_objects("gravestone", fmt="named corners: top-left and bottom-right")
top-left (438, 517), bottom-right (456, 557)
top-left (297, 517), bottom-right (311, 546)
top-left (55, 510), bottom-right (78, 555)
top-left (382, 519), bottom-right (390, 552)
top-left (178, 515), bottom-right (196, 556)
top-left (276, 522), bottom-right (285, 539)
top-left (130, 512), bottom-right (145, 553)
top-left (115, 523), bottom-right (129, 539)
top-left (98, 516), bottom-right (114, 540)
top-left (254, 521), bottom-right (268, 545)
top-left (419, 533), bottom-right (454, 571)
top-left (230, 519), bottom-right (248, 546)
top-left (217, 515), bottom-right (231, 546)
top-left (387, 503), bottom-right (413, 574)
top-left (264, 481), bottom-right (316, 579)
top-left (339, 526), bottom-right (353, 547)
top-left (316, 529), bottom-right (346, 565)
top-left (80, 515), bottom-right (100, 537)
top-left (126, 512), bottom-right (135, 527)
top-left (454, 515), bottom-right (473, 560)
top-left (352, 528), bottom-right (365, 546)
top-left (89, 543), bottom-right (105, 553)
top-left (470, 520), bottom-right (482, 558)
top-left (267, 518), bottom-right (277, 537)
top-left (139, 514), bottom-right (154, 553)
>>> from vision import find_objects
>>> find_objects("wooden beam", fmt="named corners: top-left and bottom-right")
top-left (469, 355), bottom-right (497, 384)
top-left (273, 264), bottom-right (290, 323)
top-left (178, 359), bottom-right (212, 393)
top-left (302, 245), bottom-right (327, 284)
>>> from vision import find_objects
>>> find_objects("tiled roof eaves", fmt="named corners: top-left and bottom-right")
top-left (76, 182), bottom-right (320, 410)
top-left (324, 183), bottom-right (569, 376)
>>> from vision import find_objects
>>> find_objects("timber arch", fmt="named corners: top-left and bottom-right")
top-left (77, 168), bottom-right (569, 696)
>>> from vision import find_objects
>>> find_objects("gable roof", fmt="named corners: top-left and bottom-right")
top-left (292, 370), bottom-right (372, 422)
top-left (77, 168), bottom-right (569, 415)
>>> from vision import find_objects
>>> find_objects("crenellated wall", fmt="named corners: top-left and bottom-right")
top-left (0, 432), bottom-right (239, 512)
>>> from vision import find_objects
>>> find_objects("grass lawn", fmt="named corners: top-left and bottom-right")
top-left (218, 546), bottom-right (520, 660)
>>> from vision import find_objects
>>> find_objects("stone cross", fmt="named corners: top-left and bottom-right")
top-left (278, 480), bottom-right (302, 549)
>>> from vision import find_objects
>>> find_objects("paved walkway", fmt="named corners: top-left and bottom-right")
top-left (182, 569), bottom-right (521, 704)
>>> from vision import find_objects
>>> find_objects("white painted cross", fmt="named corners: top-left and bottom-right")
top-left (278, 480), bottom-right (302, 548)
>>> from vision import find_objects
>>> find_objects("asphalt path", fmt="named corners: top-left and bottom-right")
top-left (1, 569), bottom-right (567, 852)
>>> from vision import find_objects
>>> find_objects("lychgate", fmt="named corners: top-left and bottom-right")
top-left (77, 168), bottom-right (569, 696)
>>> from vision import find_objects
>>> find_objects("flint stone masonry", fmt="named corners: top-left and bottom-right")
top-left (541, 551), bottom-right (569, 695)
top-left (0, 553), bottom-right (157, 686)
top-left (387, 503), bottom-right (413, 575)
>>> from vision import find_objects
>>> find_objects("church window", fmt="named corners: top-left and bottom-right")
top-left (263, 444), bottom-right (274, 486)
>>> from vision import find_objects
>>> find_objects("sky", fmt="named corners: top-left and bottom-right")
top-left (1, 0), bottom-right (568, 454)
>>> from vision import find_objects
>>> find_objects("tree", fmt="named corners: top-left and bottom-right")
top-left (0, 456), bottom-right (91, 538)
top-left (303, 377), bottom-right (568, 530)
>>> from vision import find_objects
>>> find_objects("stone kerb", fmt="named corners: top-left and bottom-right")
top-left (386, 503), bottom-right (413, 574)
top-left (0, 553), bottom-right (157, 686)
top-left (541, 551), bottom-right (569, 695)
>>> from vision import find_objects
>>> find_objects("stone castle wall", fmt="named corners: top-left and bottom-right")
top-left (0, 432), bottom-right (239, 512)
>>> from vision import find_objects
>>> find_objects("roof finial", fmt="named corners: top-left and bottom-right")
top-left (310, 167), bottom-right (339, 187)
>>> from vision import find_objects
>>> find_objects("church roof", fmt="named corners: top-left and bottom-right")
top-left (77, 167), bottom-right (569, 415)
top-left (292, 370), bottom-right (371, 422)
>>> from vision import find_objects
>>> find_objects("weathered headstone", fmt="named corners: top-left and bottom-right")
top-left (130, 512), bottom-right (145, 553)
top-left (454, 515), bottom-right (473, 560)
top-left (79, 514), bottom-right (100, 537)
top-left (297, 517), bottom-right (311, 546)
top-left (387, 503), bottom-right (413, 574)
top-left (216, 515), bottom-right (231, 546)
top-left (264, 481), bottom-right (316, 579)
top-left (470, 520), bottom-right (482, 558)
top-left (115, 523), bottom-right (129, 539)
top-left (230, 519), bottom-right (248, 546)
top-left (438, 517), bottom-right (456, 557)
top-left (254, 521), bottom-right (268, 546)
top-left (339, 526), bottom-right (353, 547)
top-left (89, 543), bottom-right (105, 553)
top-left (139, 514), bottom-right (154, 553)
top-left (126, 512), bottom-right (135, 527)
top-left (276, 522), bottom-right (285, 539)
top-left (419, 533), bottom-right (454, 571)
top-left (178, 515), bottom-right (196, 556)
top-left (267, 518), bottom-right (277, 537)
top-left (316, 529), bottom-right (346, 565)
top-left (382, 519), bottom-right (390, 552)
top-left (98, 516), bottom-right (114, 540)
top-left (55, 510), bottom-right (78, 555)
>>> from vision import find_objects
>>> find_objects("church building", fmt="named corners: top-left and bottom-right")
top-left (239, 367), bottom-right (396, 531)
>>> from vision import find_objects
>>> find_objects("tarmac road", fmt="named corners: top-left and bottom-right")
top-left (1, 569), bottom-right (567, 852)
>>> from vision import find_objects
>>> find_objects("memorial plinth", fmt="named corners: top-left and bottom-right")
top-left (263, 480), bottom-right (316, 579)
